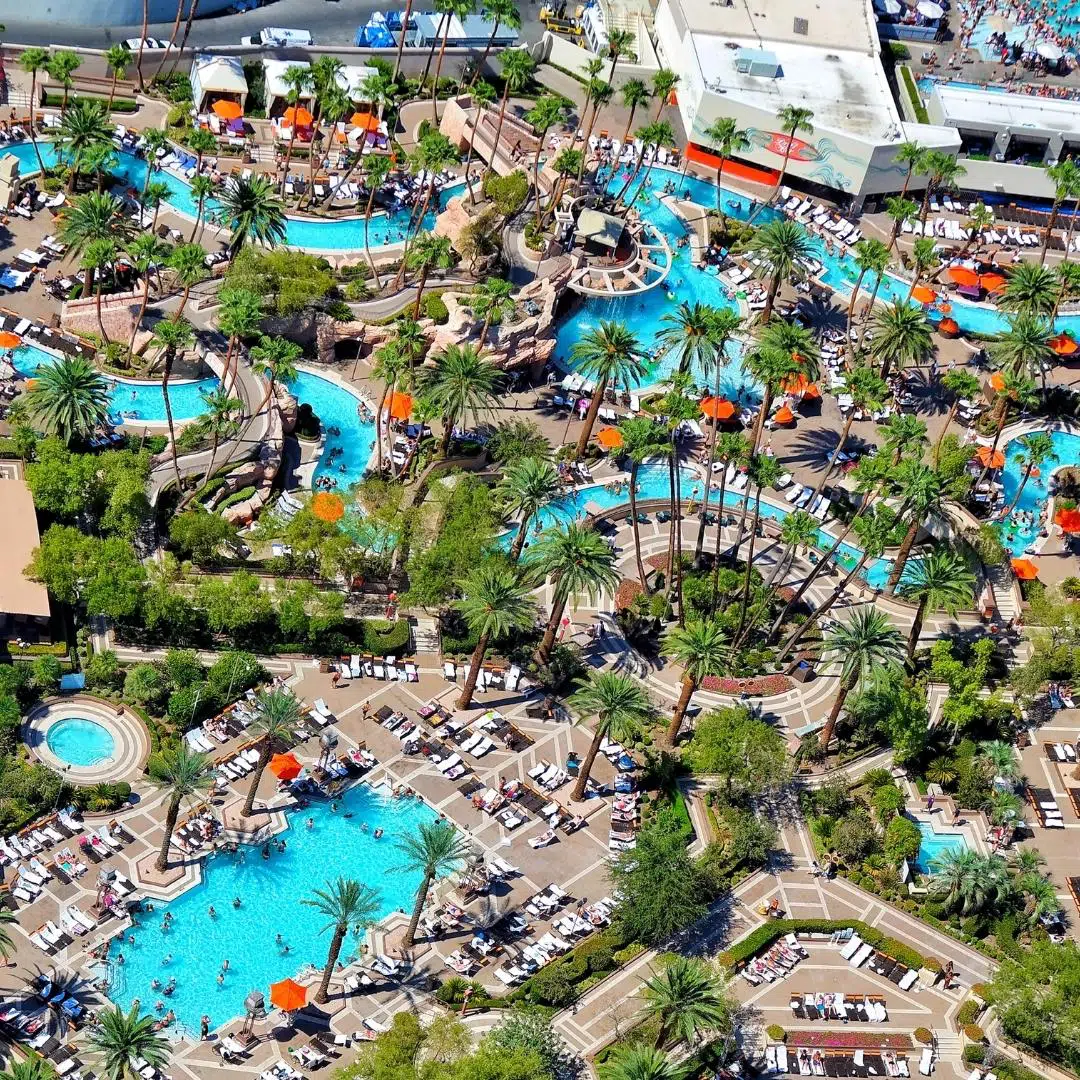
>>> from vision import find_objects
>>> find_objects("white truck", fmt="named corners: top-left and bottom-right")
top-left (240, 27), bottom-right (314, 47)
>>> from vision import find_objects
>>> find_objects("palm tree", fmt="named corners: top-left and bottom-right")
top-left (418, 344), bottom-right (502, 457)
top-left (241, 689), bottom-right (304, 817)
top-left (525, 95), bottom-right (566, 226)
top-left (846, 239), bottom-right (890, 353)
top-left (406, 233), bottom-right (453, 319)
top-left (396, 133), bottom-right (460, 279)
top-left (84, 236), bottom-right (117, 344)
top-left (917, 151), bottom-right (965, 228)
top-left (1007, 431), bottom-right (1057, 515)
top-left (619, 78), bottom-right (651, 144)
top-left (498, 457), bottom-right (561, 561)
top-left (0, 910), bottom-right (17, 963)
top-left (568, 671), bottom-right (652, 801)
top-left (278, 64), bottom-right (313, 197)
top-left (928, 851), bottom-right (1011, 915)
top-left (487, 49), bottom-right (535, 178)
top-left (370, 341), bottom-right (405, 475)
top-left (983, 370), bottom-right (1039, 482)
top-left (999, 262), bottom-right (1058, 319)
top-left (216, 286), bottom-right (264, 394)
top-left (959, 202), bottom-right (995, 258)
top-left (729, 453), bottom-right (783, 646)
top-left (616, 120), bottom-right (676, 215)
top-left (302, 878), bottom-right (382, 1004)
top-left (619, 416), bottom-right (669, 588)
top-left (745, 219), bottom-right (815, 321)
top-left (139, 132), bottom-right (170, 199)
top-left (462, 80), bottom-right (496, 205)
top-left (884, 195), bottom-right (919, 254)
top-left (88, 1005), bottom-right (170, 1080)
top-left (345, 153), bottom-right (389, 288)
top-left (431, 0), bottom-right (477, 120)
top-left (599, 1047), bottom-right (682, 1080)
top-left (992, 314), bottom-right (1054, 388)
top-left (1041, 158), bottom-right (1080, 264)
top-left (639, 956), bottom-right (734, 1049)
top-left (894, 141), bottom-right (926, 198)
top-left (218, 175), bottom-right (287, 254)
top-left (188, 174), bottom-right (215, 243)
top-left (59, 192), bottom-right (129, 277)
top-left (304, 57), bottom-right (345, 195)
top-left (454, 565), bottom-right (536, 709)
top-left (56, 97), bottom-right (111, 191)
top-left (168, 242), bottom-right (207, 320)
top-left (700, 117), bottom-right (750, 228)
top-left (573, 75), bottom-right (610, 187)
top-left (905, 236), bottom-right (940, 302)
top-left (393, 820), bottom-right (469, 948)
top-left (658, 302), bottom-right (722, 378)
top-left (249, 334), bottom-right (301, 421)
top-left (148, 742), bottom-right (214, 871)
top-left (750, 105), bottom-right (814, 220)
top-left (543, 147), bottom-right (583, 228)
top-left (742, 328), bottom-right (801, 456)
top-left (25, 355), bottom-right (111, 445)
top-left (650, 69), bottom-right (679, 121)
top-left (18, 47), bottom-right (51, 174)
top-left (1018, 872), bottom-right (1060, 918)
top-left (883, 460), bottom-right (942, 595)
top-left (763, 508), bottom-right (819, 594)
top-left (48, 50), bottom-right (81, 110)
top-left (468, 277), bottom-right (515, 345)
top-left (708, 432), bottom-right (748, 606)
top-left (898, 549), bottom-right (974, 663)
top-left (663, 619), bottom-right (727, 746)
top-left (529, 522), bottom-right (619, 665)
top-left (879, 412), bottom-right (928, 465)
top-left (187, 126), bottom-right (217, 173)
top-left (104, 43), bottom-right (133, 111)
top-left (0, 1059), bottom-right (56, 1080)
top-left (125, 234), bottom-right (171, 359)
top-left (471, 0), bottom-right (522, 87)
top-left (83, 141), bottom-right (119, 193)
top-left (142, 179), bottom-right (172, 233)
top-left (1052, 259), bottom-right (1080, 321)
top-left (150, 317), bottom-right (194, 490)
top-left (819, 607), bottom-right (904, 749)
top-left (197, 385), bottom-right (243, 485)
top-left (569, 321), bottom-right (648, 459)
top-left (392, 0), bottom-right (417, 81)
top-left (933, 369), bottom-right (981, 463)
top-left (872, 301), bottom-right (933, 380)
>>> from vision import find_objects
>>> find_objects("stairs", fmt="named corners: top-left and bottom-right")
top-left (985, 563), bottom-right (1020, 624)
top-left (932, 1034), bottom-right (964, 1066)
top-left (411, 615), bottom-right (441, 655)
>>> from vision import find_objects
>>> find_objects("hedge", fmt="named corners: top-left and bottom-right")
top-left (900, 67), bottom-right (929, 123)
top-left (7, 641), bottom-right (68, 657)
top-left (718, 919), bottom-right (926, 971)
top-left (957, 1000), bottom-right (981, 1026)
top-left (361, 618), bottom-right (412, 656)
top-left (219, 486), bottom-right (256, 510)
top-left (45, 92), bottom-right (138, 112)
top-left (514, 927), bottom-right (627, 1006)
top-left (961, 1048), bottom-right (1044, 1080)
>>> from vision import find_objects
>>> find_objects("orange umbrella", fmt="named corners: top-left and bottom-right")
top-left (282, 105), bottom-right (313, 127)
top-left (0, 331), bottom-right (21, 348)
top-left (946, 266), bottom-right (980, 287)
top-left (311, 491), bottom-right (345, 523)
top-left (269, 752), bottom-right (303, 781)
top-left (980, 273), bottom-right (1007, 293)
top-left (1010, 557), bottom-right (1039, 580)
top-left (1051, 333), bottom-right (1079, 356)
top-left (700, 396), bottom-right (735, 420)
top-left (781, 372), bottom-right (810, 395)
top-left (595, 427), bottom-right (624, 450)
top-left (973, 445), bottom-right (1005, 468)
top-left (1056, 508), bottom-right (1080, 532)
top-left (212, 99), bottom-right (243, 120)
top-left (269, 978), bottom-right (307, 1013)
top-left (938, 317), bottom-right (960, 337)
top-left (773, 405), bottom-right (795, 425)
top-left (989, 372), bottom-right (1006, 392)
top-left (911, 285), bottom-right (937, 304)
top-left (350, 112), bottom-right (380, 132)
top-left (387, 391), bottom-right (413, 420)
top-left (802, 383), bottom-right (821, 400)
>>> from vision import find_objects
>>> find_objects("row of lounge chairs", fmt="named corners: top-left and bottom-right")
top-left (1026, 785), bottom-right (1065, 828)
top-left (1045, 740), bottom-right (1079, 763)
top-left (790, 993), bottom-right (888, 1022)
top-left (839, 934), bottom-right (920, 989)
top-left (344, 654), bottom-right (418, 682)
top-left (741, 936), bottom-right (807, 984)
top-left (441, 659), bottom-right (524, 692)
top-left (767, 1045), bottom-right (912, 1077)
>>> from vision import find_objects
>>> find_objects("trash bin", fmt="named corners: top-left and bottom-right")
top-left (792, 661), bottom-right (815, 683)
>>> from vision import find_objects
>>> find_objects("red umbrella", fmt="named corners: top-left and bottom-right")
top-left (700, 396), bottom-right (735, 420)
top-left (269, 978), bottom-right (307, 1012)
top-left (1010, 557), bottom-right (1038, 580)
top-left (269, 752), bottom-right (303, 781)
top-left (1056, 508), bottom-right (1080, 533)
top-left (973, 445), bottom-right (1005, 469)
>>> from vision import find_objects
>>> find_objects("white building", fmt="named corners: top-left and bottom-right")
top-left (653, 0), bottom-right (959, 206)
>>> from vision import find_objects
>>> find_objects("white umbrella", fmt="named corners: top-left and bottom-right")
top-left (916, 1), bottom-right (945, 18)
top-left (874, 0), bottom-right (902, 11)
top-left (1036, 40), bottom-right (1064, 60)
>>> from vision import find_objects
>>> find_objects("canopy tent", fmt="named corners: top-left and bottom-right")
top-left (575, 209), bottom-right (625, 250)
top-left (1010, 557), bottom-right (1039, 580)
top-left (980, 273), bottom-right (1007, 292)
top-left (1036, 40), bottom-right (1065, 60)
top-left (387, 392), bottom-right (413, 420)
top-left (190, 54), bottom-right (248, 116)
top-left (269, 752), bottom-right (303, 781)
top-left (773, 405), bottom-right (796, 425)
top-left (916, 0), bottom-right (945, 18)
top-left (973, 445), bottom-right (1005, 468)
top-left (262, 59), bottom-right (312, 117)
top-left (212, 99), bottom-right (243, 120)
top-left (595, 427), bottom-right (624, 449)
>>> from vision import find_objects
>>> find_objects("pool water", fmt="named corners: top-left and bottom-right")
top-left (914, 819), bottom-right (970, 874)
top-left (106, 782), bottom-right (437, 1032)
top-left (45, 717), bottom-right (115, 767)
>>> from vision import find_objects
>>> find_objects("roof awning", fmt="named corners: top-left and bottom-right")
top-left (576, 209), bottom-right (625, 249)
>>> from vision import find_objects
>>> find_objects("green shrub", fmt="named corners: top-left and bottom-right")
top-left (44, 91), bottom-right (137, 112)
top-left (957, 1000), bottom-right (981, 1026)
top-left (361, 618), bottom-right (412, 655)
top-left (719, 919), bottom-right (925, 971)
top-left (1061, 576), bottom-right (1080, 598)
top-left (963, 1024), bottom-right (985, 1043)
top-left (220, 486), bottom-right (256, 510)
top-left (167, 682), bottom-right (213, 729)
top-left (766, 1025), bottom-right (786, 1042)
top-left (901, 67), bottom-right (929, 123)
top-left (344, 278), bottom-right (372, 302)
top-left (207, 651), bottom-right (262, 701)
top-left (166, 104), bottom-right (188, 127)
top-left (963, 1045), bottom-right (986, 1065)
top-left (422, 292), bottom-right (449, 324)
top-left (884, 815), bottom-right (922, 864)
top-left (914, 1028), bottom-right (934, 1045)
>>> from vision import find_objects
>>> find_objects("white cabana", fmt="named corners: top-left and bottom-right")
top-left (262, 59), bottom-right (312, 118)
top-left (337, 64), bottom-right (380, 104)
top-left (189, 54), bottom-right (248, 115)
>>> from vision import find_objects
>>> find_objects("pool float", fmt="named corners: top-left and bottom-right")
top-left (666, 291), bottom-right (676, 301)
top-left (736, 290), bottom-right (747, 299)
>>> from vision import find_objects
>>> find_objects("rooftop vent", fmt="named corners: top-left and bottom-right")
top-left (793, 16), bottom-right (808, 34)
top-left (734, 47), bottom-right (781, 77)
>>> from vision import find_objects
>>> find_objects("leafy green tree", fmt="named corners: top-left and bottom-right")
top-left (169, 508), bottom-right (237, 563)
top-left (218, 175), bottom-right (287, 254)
top-left (405, 233), bottom-right (453, 319)
top-left (85, 650), bottom-right (123, 692)
top-left (934, 369), bottom-right (982, 464)
top-left (928, 850), bottom-right (1012, 915)
top-left (618, 416), bottom-right (671, 587)
top-left (25, 356), bottom-right (111, 445)
top-left (468, 276), bottom-right (516, 343)
top-left (393, 820), bottom-right (469, 948)
top-left (123, 663), bottom-right (166, 707)
top-left (683, 706), bottom-right (790, 794)
top-left (496, 457), bottom-right (561, 561)
top-left (87, 1005), bottom-right (169, 1080)
top-left (884, 194), bottom-right (919, 254)
top-left (898, 549), bottom-right (975, 663)
top-left (484, 1007), bottom-right (568, 1078)
top-left (487, 48), bottom-right (535, 179)
top-left (241, 689), bottom-right (305, 817)
top-left (1007, 431), bottom-right (1057, 516)
top-left (639, 956), bottom-right (735, 1048)
top-left (883, 815), bottom-right (921, 865)
top-left (992, 313), bottom-right (1054, 390)
top-left (303, 877), bottom-right (382, 1003)
top-left (149, 742), bottom-right (214, 871)
top-left (417, 343), bottom-right (502, 458)
top-left (872, 783), bottom-right (906, 822)
top-left (31, 655), bottom-right (62, 695)
top-left (760, 104), bottom-right (814, 216)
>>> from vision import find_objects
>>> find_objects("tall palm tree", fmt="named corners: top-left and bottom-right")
top-left (917, 151), bottom-right (965, 228)
top-left (304, 56), bottom-right (345, 194)
top-left (525, 95), bottom-right (566, 226)
top-left (663, 619), bottom-right (727, 746)
top-left (543, 147), bottom-right (583, 228)
top-left (751, 105), bottom-right (814, 221)
top-left (879, 412), bottom-right (928, 466)
top-left (278, 64), bottom-right (313, 197)
top-left (249, 334), bottom-right (301, 419)
top-left (469, 277), bottom-right (515, 345)
top-left (216, 286), bottom-right (264, 394)
top-left (196, 385), bottom-right (243, 485)
top-left (487, 49), bottom-right (535, 178)
top-left (1007, 431), bottom-right (1057, 515)
top-left (872, 300), bottom-right (933, 380)
top-left (569, 321), bottom-right (648, 459)
top-left (218, 175), bottom-right (287, 254)
top-left (884, 195), bottom-right (919, 255)
top-left (1041, 158), bottom-right (1080, 264)
top-left (125, 234), bottom-right (171, 360)
top-left (999, 262), bottom-right (1058, 319)
top-left (992, 314), bottom-right (1054, 389)
top-left (0, 910), bottom-right (18, 963)
top-left (650, 69), bottom-right (679, 122)
top-left (497, 456), bottom-right (561, 561)
top-left (883, 460), bottom-right (942, 594)
top-left (742, 326), bottom-right (802, 457)
top-left (568, 671), bottom-right (652, 801)
top-left (928, 851), bottom-right (1011, 915)
top-left (978, 740), bottom-right (1019, 781)
top-left (139, 131), bottom-right (170, 199)
top-left (188, 174), bottom-right (215, 243)
top-left (148, 742), bottom-right (214, 871)
top-left (142, 179), bottom-right (172, 233)
top-left (370, 341), bottom-right (405, 475)
top-left (897, 549), bottom-right (974, 664)
top-left (150, 317), bottom-right (193, 491)
top-left (639, 956), bottom-right (734, 1049)
top-left (18, 47), bottom-right (51, 174)
top-left (396, 132), bottom-right (460, 279)
top-left (905, 236), bottom-right (940, 302)
top-left (619, 416), bottom-right (669, 588)
top-left (574, 78), bottom-right (612, 186)
top-left (417, 343), bottom-right (502, 457)
top-left (745, 219), bottom-right (815, 321)
top-left (392, 0), bottom-right (417, 81)
top-left (613, 119), bottom-right (675, 210)
top-left (933, 368), bottom-right (981, 463)
top-left (104, 43), bottom-right (133, 111)
top-left (658, 302), bottom-right (722, 378)
top-left (406, 233), bottom-right (453, 320)
top-left (453, 564), bottom-right (536, 709)
top-left (393, 821), bottom-right (469, 948)
top-left (598, 1047), bottom-right (682, 1080)
top-left (56, 97), bottom-right (111, 191)
top-left (846, 239), bottom-right (891, 355)
top-left (167, 242), bottom-right (207, 320)
top-left (59, 193), bottom-right (130, 283)
top-left (729, 453), bottom-right (783, 647)
top-left (700, 117), bottom-right (750, 228)
top-left (763, 508), bottom-right (819, 594)
top-left (818, 607), bottom-right (904, 749)
top-left (302, 878), bottom-right (382, 1004)
top-left (354, 152), bottom-right (392, 288)
top-left (471, 0), bottom-right (522, 87)
top-left (959, 202), bottom-right (995, 258)
top-left (187, 127), bottom-right (217, 174)
top-left (84, 236), bottom-right (117, 344)
top-left (619, 78), bottom-right (651, 144)
top-left (893, 141), bottom-right (926, 198)
top-left (1052, 259), bottom-right (1080, 321)
top-left (462, 80), bottom-right (496, 205)
top-left (48, 51), bottom-right (82, 111)
top-left (529, 522), bottom-right (619, 665)
top-left (431, 0), bottom-right (477, 119)
top-left (25, 355), bottom-right (111, 446)
top-left (708, 432), bottom-right (748, 607)
top-left (241, 689), bottom-right (304, 817)
top-left (88, 1006), bottom-right (170, 1080)
top-left (83, 142), bottom-right (120, 194)
top-left (982, 370), bottom-right (1039, 483)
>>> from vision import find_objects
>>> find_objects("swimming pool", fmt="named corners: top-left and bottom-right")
top-left (44, 717), bottom-right (115, 767)
top-left (106, 782), bottom-right (436, 1032)
top-left (913, 819), bottom-right (970, 874)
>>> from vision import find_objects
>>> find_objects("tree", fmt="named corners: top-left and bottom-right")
top-left (992, 313), bottom-right (1054, 390)
top-left (0, 1059), bottom-right (57, 1080)
top-left (905, 235), bottom-right (940, 302)
top-left (102, 42), bottom-right (133, 112)
top-left (883, 815), bottom-right (921, 865)
top-left (468, 277), bottom-right (515, 348)
top-left (249, 334), bottom-right (302, 422)
top-left (26, 355), bottom-right (111, 446)
top-left (241, 689), bottom-right (304, 817)
top-left (707, 432), bottom-right (749, 607)
top-left (418, 343), bottom-right (501, 458)
top-left (754, 105), bottom-right (814, 220)
top-left (195, 384), bottom-right (243, 486)
top-left (745, 218), bottom-right (815, 321)
top-left (218, 175), bottom-right (287, 254)
top-left (148, 742), bottom-right (214, 871)
top-left (917, 151), bottom-right (965, 228)
top-left (497, 457), bottom-right (560, 561)
top-left (168, 241), bottom-right (208, 320)
top-left (487, 49), bottom-right (535, 179)
top-left (618, 417), bottom-right (670, 588)
top-left (568, 671), bottom-right (652, 801)
top-left (462, 80), bottom-right (496, 205)
top-left (893, 141), bottom-right (926, 198)
top-left (729, 453), bottom-right (783, 647)
top-left (639, 956), bottom-right (735, 1049)
top-left (928, 850), bottom-right (1011, 915)
top-left (884, 195), bottom-right (919, 254)
top-left (471, 0), bottom-right (521, 87)
top-left (700, 117), bottom-right (750, 228)
top-left (898, 549), bottom-right (974, 664)
top-left (871, 300), bottom-right (932, 380)
top-left (959, 202), bottom-right (995, 258)
top-left (56, 96), bottom-right (110, 190)
top-left (216, 286), bottom-right (265, 393)
top-left (406, 233), bottom-right (453, 319)
top-left (933, 369), bottom-right (982, 464)
top-left (846, 239), bottom-right (890, 354)
top-left (48, 50), bottom-right (82, 110)
top-left (142, 178), bottom-right (172, 233)
top-left (763, 508), bottom-right (819, 596)
top-left (88, 1005), bottom-right (169, 1080)
top-left (485, 1008), bottom-right (568, 1078)
top-left (453, 565), bottom-right (536, 709)
top-left (149, 317), bottom-right (194, 491)
top-left (883, 460), bottom-right (942, 595)
top-left (999, 262), bottom-right (1058, 319)
top-left (393, 820), bottom-right (469, 948)
top-left (1007, 431), bottom-right (1057, 515)
top-left (58, 192), bottom-right (130, 276)
top-left (188, 174), bottom-right (215, 243)
top-left (169, 508), bottom-right (236, 563)
top-left (658, 301), bottom-right (722, 378)
top-left (619, 78), bottom-right (651, 144)
top-left (1042, 158), bottom-right (1080, 264)
top-left (599, 1048), bottom-right (682, 1080)
top-left (303, 877), bottom-right (382, 1004)
top-left (277, 63), bottom-right (312, 197)
top-left (357, 153), bottom-right (393, 286)
top-left (819, 607), bottom-right (905, 749)
top-left (18, 47), bottom-right (51, 173)
top-left (614, 119), bottom-right (675, 211)
top-left (569, 321), bottom-right (648, 459)
top-left (682, 706), bottom-right (790, 795)
top-left (662, 619), bottom-right (727, 746)
top-left (650, 68), bottom-right (679, 121)
top-left (529, 522), bottom-right (619, 665)
top-left (1052, 259), bottom-right (1080, 321)
top-left (525, 94), bottom-right (565, 226)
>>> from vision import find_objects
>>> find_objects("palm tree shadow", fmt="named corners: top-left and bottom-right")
top-left (796, 296), bottom-right (847, 338)
top-left (20, 966), bottom-right (101, 1041)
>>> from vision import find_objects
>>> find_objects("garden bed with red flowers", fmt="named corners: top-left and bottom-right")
top-left (700, 673), bottom-right (793, 696)
top-left (614, 578), bottom-right (645, 609)
top-left (788, 1031), bottom-right (913, 1050)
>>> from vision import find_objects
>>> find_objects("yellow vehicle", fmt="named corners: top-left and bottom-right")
top-left (540, 5), bottom-right (584, 35)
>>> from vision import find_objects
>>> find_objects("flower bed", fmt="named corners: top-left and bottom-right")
top-left (312, 492), bottom-right (345, 523)
top-left (700, 673), bottom-right (793, 696)
top-left (615, 579), bottom-right (644, 609)
top-left (788, 1031), bottom-right (913, 1051)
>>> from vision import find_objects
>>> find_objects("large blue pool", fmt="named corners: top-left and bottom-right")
top-left (105, 782), bottom-right (436, 1032)
top-left (913, 819), bottom-right (970, 874)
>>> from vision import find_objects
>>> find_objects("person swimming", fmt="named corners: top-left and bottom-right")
top-left (373, 828), bottom-right (383, 839)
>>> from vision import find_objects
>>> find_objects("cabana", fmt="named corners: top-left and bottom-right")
top-left (575, 209), bottom-right (626, 257)
top-left (263, 59), bottom-right (312, 119)
top-left (190, 54), bottom-right (248, 116)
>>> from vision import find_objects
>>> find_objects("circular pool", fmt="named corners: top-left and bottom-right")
top-left (45, 717), bottom-right (116, 767)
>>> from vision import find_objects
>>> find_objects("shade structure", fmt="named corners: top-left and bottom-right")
top-left (917, 0), bottom-right (945, 18)
top-left (1010, 557), bottom-right (1039, 580)
top-left (387, 391), bottom-right (413, 420)
top-left (989, 372), bottom-right (1006, 392)
top-left (282, 106), bottom-right (313, 127)
top-left (269, 978), bottom-right (307, 1012)
top-left (269, 752), bottom-right (303, 781)
top-left (877, 0), bottom-right (902, 11)
top-left (980, 273), bottom-right (1007, 293)
top-left (973, 445), bottom-right (1005, 468)
top-left (1036, 40), bottom-right (1064, 60)
top-left (802, 383), bottom-right (821, 400)
top-left (700, 396), bottom-right (735, 420)
top-left (1050, 333), bottom-right (1079, 356)
top-left (0, 331), bottom-right (21, 348)
top-left (595, 426), bottom-right (624, 449)
top-left (946, 266), bottom-right (979, 287)
top-left (350, 112), bottom-right (380, 131)
top-left (937, 317), bottom-right (960, 338)
top-left (1056, 508), bottom-right (1080, 532)
top-left (212, 99), bottom-right (243, 120)
top-left (773, 405), bottom-right (795, 425)
top-left (911, 285), bottom-right (937, 304)
top-left (781, 372), bottom-right (810, 394)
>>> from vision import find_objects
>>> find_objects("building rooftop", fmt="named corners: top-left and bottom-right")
top-left (935, 84), bottom-right (1080, 137)
top-left (577, 209), bottom-right (625, 248)
top-left (190, 54), bottom-right (247, 95)
top-left (262, 59), bottom-right (311, 101)
top-left (0, 478), bottom-right (50, 619)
